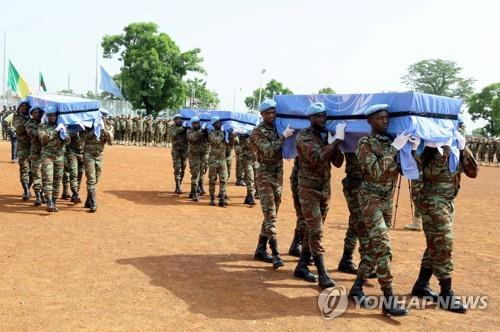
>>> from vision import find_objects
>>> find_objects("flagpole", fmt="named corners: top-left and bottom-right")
top-left (95, 44), bottom-right (98, 98)
top-left (2, 31), bottom-right (6, 105)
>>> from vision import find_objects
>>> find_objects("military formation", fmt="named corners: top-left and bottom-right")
top-left (467, 136), bottom-right (500, 165)
top-left (110, 114), bottom-right (172, 147)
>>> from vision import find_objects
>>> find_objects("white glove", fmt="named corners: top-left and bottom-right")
top-left (456, 132), bottom-right (466, 150)
top-left (55, 123), bottom-right (66, 132)
top-left (283, 124), bottom-right (295, 138)
top-left (408, 136), bottom-right (421, 151)
top-left (334, 123), bottom-right (346, 141)
top-left (202, 122), bottom-right (207, 130)
top-left (328, 132), bottom-right (335, 144)
top-left (182, 121), bottom-right (188, 127)
top-left (391, 133), bottom-right (410, 151)
top-left (220, 124), bottom-right (225, 131)
top-left (99, 119), bottom-right (105, 128)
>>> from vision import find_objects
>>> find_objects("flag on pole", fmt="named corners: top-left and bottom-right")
top-left (99, 65), bottom-right (123, 98)
top-left (39, 72), bottom-right (47, 92)
top-left (7, 61), bottom-right (32, 98)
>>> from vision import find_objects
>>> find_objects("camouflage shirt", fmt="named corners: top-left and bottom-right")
top-left (344, 152), bottom-right (363, 181)
top-left (67, 131), bottom-right (84, 154)
top-left (239, 134), bottom-right (255, 161)
top-left (208, 130), bottom-right (226, 161)
top-left (170, 125), bottom-right (188, 150)
top-left (25, 119), bottom-right (42, 156)
top-left (38, 123), bottom-right (70, 157)
top-left (187, 128), bottom-right (208, 154)
top-left (250, 122), bottom-right (284, 167)
top-left (83, 124), bottom-right (113, 158)
top-left (13, 112), bottom-right (30, 143)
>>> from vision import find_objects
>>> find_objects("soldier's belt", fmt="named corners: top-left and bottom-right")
top-left (258, 163), bottom-right (283, 172)
top-left (298, 178), bottom-right (327, 191)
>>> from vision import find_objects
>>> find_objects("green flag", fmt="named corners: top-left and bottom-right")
top-left (39, 72), bottom-right (47, 92)
top-left (7, 61), bottom-right (31, 98)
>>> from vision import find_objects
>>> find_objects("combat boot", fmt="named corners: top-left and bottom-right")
top-left (294, 249), bottom-right (317, 282)
top-left (254, 189), bottom-right (260, 200)
top-left (21, 182), bottom-right (30, 201)
top-left (437, 278), bottom-right (467, 313)
top-left (268, 237), bottom-right (284, 269)
top-left (61, 184), bottom-right (70, 200)
top-left (349, 277), bottom-right (371, 307)
top-left (288, 229), bottom-right (302, 257)
top-left (34, 191), bottom-right (42, 207)
top-left (198, 181), bottom-right (206, 195)
top-left (382, 287), bottom-right (408, 316)
top-left (235, 178), bottom-right (245, 186)
top-left (84, 190), bottom-right (91, 208)
top-left (89, 191), bottom-right (97, 213)
top-left (46, 197), bottom-right (55, 212)
top-left (191, 192), bottom-right (199, 202)
top-left (312, 255), bottom-right (335, 289)
top-left (209, 194), bottom-right (216, 206)
top-left (175, 179), bottom-right (183, 194)
top-left (243, 193), bottom-right (256, 205)
top-left (71, 189), bottom-right (82, 204)
top-left (411, 266), bottom-right (439, 302)
top-left (337, 249), bottom-right (358, 274)
top-left (218, 195), bottom-right (227, 207)
top-left (52, 197), bottom-right (59, 212)
top-left (253, 235), bottom-right (273, 263)
top-left (404, 216), bottom-right (422, 231)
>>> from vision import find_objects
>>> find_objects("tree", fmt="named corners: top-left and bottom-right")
top-left (244, 79), bottom-right (293, 109)
top-left (402, 59), bottom-right (475, 99)
top-left (186, 78), bottom-right (220, 109)
top-left (467, 82), bottom-right (500, 136)
top-left (318, 87), bottom-right (336, 94)
top-left (101, 22), bottom-right (204, 115)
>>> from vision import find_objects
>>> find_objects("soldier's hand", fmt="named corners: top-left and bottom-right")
top-left (283, 124), bottom-right (295, 138)
top-left (391, 133), bottom-right (410, 151)
top-left (334, 123), bottom-right (346, 141)
top-left (455, 132), bottom-right (466, 150)
top-left (408, 136), bottom-right (421, 151)
top-left (55, 123), bottom-right (66, 132)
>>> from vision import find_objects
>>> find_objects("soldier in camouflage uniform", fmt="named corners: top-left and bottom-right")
top-left (487, 138), bottom-right (496, 163)
top-left (145, 116), bottom-right (154, 146)
top-left (251, 100), bottom-right (295, 269)
top-left (62, 131), bottom-right (85, 203)
top-left (38, 106), bottom-right (71, 212)
top-left (13, 100), bottom-right (32, 200)
top-left (495, 138), bottom-right (500, 163)
top-left (164, 119), bottom-right (172, 147)
top-left (124, 115), bottom-right (133, 145)
top-left (207, 116), bottom-right (228, 207)
top-left (240, 132), bottom-right (257, 205)
top-left (477, 138), bottom-right (486, 162)
top-left (170, 114), bottom-right (189, 194)
top-left (225, 130), bottom-right (235, 181)
top-left (409, 132), bottom-right (478, 313)
top-left (348, 104), bottom-right (409, 316)
top-left (187, 117), bottom-right (208, 201)
top-left (234, 140), bottom-right (245, 186)
top-left (288, 157), bottom-right (306, 257)
top-left (83, 109), bottom-right (113, 212)
top-left (294, 103), bottom-right (344, 287)
top-left (26, 106), bottom-right (45, 206)
top-left (136, 114), bottom-right (144, 146)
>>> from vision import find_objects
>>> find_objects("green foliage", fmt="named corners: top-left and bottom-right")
top-left (402, 59), bottom-right (475, 99)
top-left (244, 79), bottom-right (293, 109)
top-left (467, 82), bottom-right (500, 136)
top-left (186, 78), bottom-right (219, 109)
top-left (318, 87), bottom-right (336, 94)
top-left (101, 22), bottom-right (204, 115)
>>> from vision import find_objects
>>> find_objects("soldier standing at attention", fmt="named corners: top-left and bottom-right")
top-left (170, 114), bottom-right (188, 194)
top-left (207, 116), bottom-right (228, 207)
top-left (187, 116), bottom-right (207, 202)
top-left (251, 99), bottom-right (295, 269)
top-left (294, 102), bottom-right (345, 287)
top-left (25, 106), bottom-right (45, 207)
top-left (38, 106), bottom-right (70, 212)
top-left (83, 109), bottom-right (113, 212)
top-left (347, 104), bottom-right (409, 316)
top-left (13, 100), bottom-right (32, 200)
top-left (409, 132), bottom-right (478, 314)
top-left (240, 132), bottom-right (257, 205)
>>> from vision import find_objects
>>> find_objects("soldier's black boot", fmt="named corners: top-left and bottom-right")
top-left (235, 178), bottom-right (245, 186)
top-left (411, 266), bottom-right (439, 302)
top-left (218, 195), bottom-right (227, 207)
top-left (198, 181), bottom-right (205, 195)
top-left (294, 249), bottom-right (317, 282)
top-left (253, 235), bottom-right (273, 263)
top-left (191, 191), bottom-right (199, 202)
top-left (268, 237), bottom-right (284, 269)
top-left (209, 194), bottom-right (216, 206)
top-left (52, 197), bottom-right (59, 212)
top-left (337, 248), bottom-right (358, 274)
top-left (254, 189), bottom-right (260, 199)
top-left (71, 189), bottom-right (82, 204)
top-left (437, 278), bottom-right (467, 313)
top-left (349, 277), bottom-right (371, 307)
top-left (41, 193), bottom-right (46, 204)
top-left (34, 191), bottom-right (42, 207)
top-left (288, 229), bottom-right (302, 257)
top-left (382, 287), bottom-right (408, 316)
top-left (84, 191), bottom-right (91, 208)
top-left (175, 179), bottom-right (182, 194)
top-left (313, 255), bottom-right (335, 289)
top-left (46, 197), bottom-right (55, 212)
top-left (22, 182), bottom-right (30, 201)
top-left (90, 191), bottom-right (97, 213)
top-left (243, 193), bottom-right (256, 205)
top-left (61, 184), bottom-right (70, 200)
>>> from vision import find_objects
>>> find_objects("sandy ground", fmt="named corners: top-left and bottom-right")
top-left (0, 140), bottom-right (499, 331)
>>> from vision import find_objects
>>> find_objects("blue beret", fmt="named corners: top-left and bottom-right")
top-left (18, 100), bottom-right (31, 108)
top-left (45, 106), bottom-right (57, 114)
top-left (29, 106), bottom-right (44, 115)
top-left (173, 113), bottom-right (182, 120)
top-left (191, 116), bottom-right (200, 123)
top-left (258, 99), bottom-right (277, 113)
top-left (306, 102), bottom-right (326, 116)
top-left (211, 116), bottom-right (220, 125)
top-left (364, 104), bottom-right (389, 116)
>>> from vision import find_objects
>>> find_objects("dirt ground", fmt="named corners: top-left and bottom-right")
top-left (0, 140), bottom-right (499, 331)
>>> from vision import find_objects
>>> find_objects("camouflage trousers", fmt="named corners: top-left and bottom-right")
top-left (124, 129), bottom-right (132, 143)
top-left (84, 153), bottom-right (103, 193)
top-left (144, 131), bottom-right (153, 144)
top-left (188, 151), bottom-right (204, 192)
top-left (226, 152), bottom-right (232, 180)
top-left (357, 188), bottom-right (394, 290)
top-left (172, 147), bottom-right (188, 182)
top-left (63, 150), bottom-right (84, 192)
top-left (17, 139), bottom-right (31, 184)
top-left (235, 146), bottom-right (243, 179)
top-left (256, 167), bottom-right (283, 239)
top-left (416, 192), bottom-right (455, 279)
top-left (290, 174), bottom-right (306, 241)
top-left (41, 154), bottom-right (65, 200)
top-left (487, 152), bottom-right (495, 163)
top-left (298, 186), bottom-right (329, 256)
top-left (341, 177), bottom-right (361, 255)
top-left (136, 131), bottom-right (144, 144)
top-left (241, 158), bottom-right (255, 195)
top-left (30, 154), bottom-right (43, 192)
top-left (208, 160), bottom-right (228, 196)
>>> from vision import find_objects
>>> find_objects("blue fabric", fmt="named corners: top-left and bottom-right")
top-left (99, 66), bottom-right (123, 98)
top-left (274, 92), bottom-right (462, 179)
top-left (179, 109), bottom-right (261, 135)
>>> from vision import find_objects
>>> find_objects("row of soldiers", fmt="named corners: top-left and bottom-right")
top-left (9, 101), bottom-right (112, 213)
top-left (467, 136), bottom-right (500, 164)
top-left (111, 115), bottom-right (172, 147)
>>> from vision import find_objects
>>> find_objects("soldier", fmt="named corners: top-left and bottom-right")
top-left (145, 116), bottom-right (154, 146)
top-left (124, 115), bottom-right (133, 145)
top-left (63, 131), bottom-right (85, 203)
top-left (136, 114), bottom-right (144, 146)
top-left (25, 106), bottom-right (45, 206)
top-left (83, 109), bottom-right (113, 212)
top-left (251, 99), bottom-right (295, 269)
top-left (409, 132), bottom-right (478, 314)
top-left (170, 114), bottom-right (189, 194)
top-left (187, 117), bottom-right (208, 201)
top-left (294, 102), bottom-right (344, 287)
top-left (153, 118), bottom-right (161, 146)
top-left (288, 157), bottom-right (305, 257)
top-left (198, 125), bottom-right (210, 196)
top-left (38, 106), bottom-right (70, 212)
top-left (225, 129), bottom-right (234, 181)
top-left (404, 180), bottom-right (424, 231)
top-left (164, 119), bottom-right (172, 147)
top-left (4, 110), bottom-right (18, 163)
top-left (478, 138), bottom-right (486, 162)
top-left (207, 116), bottom-right (228, 207)
top-left (495, 138), bottom-right (500, 164)
top-left (348, 104), bottom-right (409, 316)
top-left (13, 100), bottom-right (32, 200)
top-left (234, 140), bottom-right (245, 186)
top-left (469, 136), bottom-right (479, 160)
top-left (487, 138), bottom-right (496, 163)
top-left (240, 132), bottom-right (257, 205)
top-left (131, 115), bottom-right (139, 145)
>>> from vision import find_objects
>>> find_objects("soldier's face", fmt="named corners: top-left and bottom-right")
top-left (47, 114), bottom-right (57, 124)
top-left (261, 108), bottom-right (276, 125)
top-left (174, 118), bottom-right (182, 126)
top-left (31, 110), bottom-right (42, 121)
top-left (213, 121), bottom-right (222, 130)
top-left (19, 105), bottom-right (29, 114)
top-left (367, 111), bottom-right (389, 134)
top-left (309, 112), bottom-right (327, 130)
top-left (192, 122), bottom-right (200, 130)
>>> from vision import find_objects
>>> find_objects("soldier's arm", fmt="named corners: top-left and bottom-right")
top-left (250, 129), bottom-right (284, 159)
top-left (209, 131), bottom-right (224, 145)
top-left (461, 146), bottom-right (478, 178)
top-left (356, 139), bottom-right (398, 178)
top-left (297, 135), bottom-right (339, 166)
top-left (187, 129), bottom-right (204, 143)
top-left (331, 148), bottom-right (344, 168)
top-left (38, 125), bottom-right (56, 145)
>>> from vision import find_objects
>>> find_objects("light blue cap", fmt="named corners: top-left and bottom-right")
top-left (45, 106), bottom-right (57, 115)
top-left (29, 106), bottom-right (44, 115)
top-left (173, 113), bottom-right (182, 119)
top-left (191, 116), bottom-right (200, 123)
top-left (211, 116), bottom-right (220, 125)
top-left (364, 104), bottom-right (389, 116)
top-left (258, 99), bottom-right (277, 113)
top-left (306, 102), bottom-right (326, 116)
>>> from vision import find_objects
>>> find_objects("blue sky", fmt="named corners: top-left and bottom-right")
top-left (1, 0), bottom-right (499, 128)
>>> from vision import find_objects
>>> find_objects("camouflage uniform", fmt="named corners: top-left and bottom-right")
top-left (289, 157), bottom-right (307, 250)
top-left (144, 117), bottom-right (154, 146)
top-left (495, 139), bottom-right (500, 163)
top-left (208, 129), bottom-right (228, 197)
top-left (487, 139), bottom-right (496, 163)
top-left (63, 132), bottom-right (84, 195)
top-left (251, 122), bottom-right (284, 240)
top-left (234, 141), bottom-right (244, 182)
top-left (124, 116), bottom-right (133, 145)
top-left (225, 133), bottom-right (235, 180)
top-left (356, 132), bottom-right (399, 290)
top-left (477, 139), bottom-right (486, 162)
top-left (170, 124), bottom-right (188, 183)
top-left (187, 127), bottom-right (208, 194)
top-left (83, 123), bottom-right (113, 196)
top-left (239, 134), bottom-right (256, 196)
top-left (13, 111), bottom-right (31, 185)
top-left (25, 118), bottom-right (43, 194)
